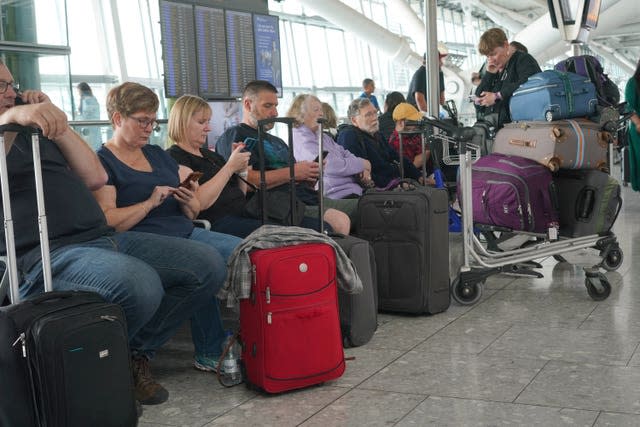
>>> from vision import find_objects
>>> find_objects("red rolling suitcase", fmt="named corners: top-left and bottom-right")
top-left (239, 118), bottom-right (344, 393)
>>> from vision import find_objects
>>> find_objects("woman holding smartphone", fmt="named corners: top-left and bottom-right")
top-left (166, 94), bottom-right (334, 237)
top-left (93, 82), bottom-right (241, 373)
top-left (287, 93), bottom-right (372, 199)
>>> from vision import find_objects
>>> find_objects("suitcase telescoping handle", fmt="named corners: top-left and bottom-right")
top-left (0, 124), bottom-right (53, 304)
top-left (257, 117), bottom-right (297, 225)
top-left (316, 118), bottom-right (326, 233)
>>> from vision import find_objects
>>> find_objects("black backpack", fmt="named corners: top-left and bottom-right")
top-left (554, 55), bottom-right (620, 107)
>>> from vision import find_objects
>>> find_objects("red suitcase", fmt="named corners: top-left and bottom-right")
top-left (240, 243), bottom-right (345, 393)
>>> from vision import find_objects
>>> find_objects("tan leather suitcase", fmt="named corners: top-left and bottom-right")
top-left (493, 119), bottom-right (611, 172)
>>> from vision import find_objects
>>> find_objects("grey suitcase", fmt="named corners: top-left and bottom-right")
top-left (554, 169), bottom-right (621, 237)
top-left (315, 118), bottom-right (378, 347)
top-left (493, 119), bottom-right (611, 172)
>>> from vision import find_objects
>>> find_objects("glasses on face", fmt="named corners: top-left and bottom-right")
top-left (129, 116), bottom-right (159, 131)
top-left (360, 110), bottom-right (377, 119)
top-left (0, 80), bottom-right (18, 94)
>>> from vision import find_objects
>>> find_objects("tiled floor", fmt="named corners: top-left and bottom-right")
top-left (140, 169), bottom-right (640, 427)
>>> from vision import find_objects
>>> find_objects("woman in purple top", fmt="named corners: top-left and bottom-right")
top-left (288, 94), bottom-right (372, 199)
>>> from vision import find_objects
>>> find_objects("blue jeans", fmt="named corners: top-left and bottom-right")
top-left (20, 231), bottom-right (226, 359)
top-left (188, 228), bottom-right (242, 356)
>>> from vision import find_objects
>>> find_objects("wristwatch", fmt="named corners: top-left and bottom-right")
top-left (495, 92), bottom-right (502, 101)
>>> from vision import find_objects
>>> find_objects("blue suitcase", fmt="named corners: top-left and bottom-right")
top-left (510, 70), bottom-right (597, 122)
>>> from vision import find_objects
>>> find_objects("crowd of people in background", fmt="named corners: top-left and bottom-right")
top-left (2, 25), bottom-right (638, 415)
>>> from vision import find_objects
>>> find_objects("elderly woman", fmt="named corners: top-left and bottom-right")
top-left (93, 82), bottom-right (239, 374)
top-left (287, 94), bottom-right (372, 199)
top-left (166, 94), bottom-right (334, 236)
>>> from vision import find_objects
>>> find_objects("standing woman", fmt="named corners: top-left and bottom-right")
top-left (76, 82), bottom-right (101, 147)
top-left (625, 60), bottom-right (640, 191)
top-left (93, 82), bottom-right (240, 372)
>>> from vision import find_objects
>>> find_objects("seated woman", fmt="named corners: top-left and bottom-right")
top-left (92, 82), bottom-right (239, 373)
top-left (165, 94), bottom-right (333, 237)
top-left (288, 94), bottom-right (372, 199)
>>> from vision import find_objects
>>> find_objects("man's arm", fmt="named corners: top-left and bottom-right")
top-left (415, 92), bottom-right (428, 113)
top-left (0, 92), bottom-right (107, 190)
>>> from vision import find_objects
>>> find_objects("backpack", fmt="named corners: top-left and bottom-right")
top-left (554, 55), bottom-right (620, 107)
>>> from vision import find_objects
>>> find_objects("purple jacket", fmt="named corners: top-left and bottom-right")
top-left (292, 125), bottom-right (365, 199)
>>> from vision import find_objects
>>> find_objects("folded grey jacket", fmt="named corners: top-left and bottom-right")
top-left (220, 225), bottom-right (363, 308)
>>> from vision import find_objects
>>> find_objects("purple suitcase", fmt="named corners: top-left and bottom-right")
top-left (459, 153), bottom-right (559, 233)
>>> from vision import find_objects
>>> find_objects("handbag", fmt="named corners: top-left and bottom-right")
top-left (243, 188), bottom-right (306, 226)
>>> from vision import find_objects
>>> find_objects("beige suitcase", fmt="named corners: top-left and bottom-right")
top-left (493, 119), bottom-right (611, 172)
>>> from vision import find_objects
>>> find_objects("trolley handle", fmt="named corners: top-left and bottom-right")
top-left (405, 118), bottom-right (476, 151)
top-left (0, 123), bottom-right (39, 135)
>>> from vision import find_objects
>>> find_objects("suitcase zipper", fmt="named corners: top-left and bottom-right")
top-left (485, 180), bottom-right (525, 230)
top-left (12, 332), bottom-right (26, 357)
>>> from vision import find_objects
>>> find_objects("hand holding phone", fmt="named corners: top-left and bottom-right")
top-left (313, 150), bottom-right (329, 163)
top-left (179, 171), bottom-right (203, 187)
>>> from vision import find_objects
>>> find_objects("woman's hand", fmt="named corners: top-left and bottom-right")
top-left (146, 186), bottom-right (176, 210)
top-left (228, 143), bottom-right (251, 174)
top-left (171, 182), bottom-right (201, 219)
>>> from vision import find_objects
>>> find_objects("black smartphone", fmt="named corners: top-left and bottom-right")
top-left (313, 150), bottom-right (329, 163)
top-left (14, 89), bottom-right (25, 105)
top-left (242, 137), bottom-right (258, 152)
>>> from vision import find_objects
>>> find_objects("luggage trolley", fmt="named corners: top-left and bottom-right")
top-left (421, 118), bottom-right (623, 305)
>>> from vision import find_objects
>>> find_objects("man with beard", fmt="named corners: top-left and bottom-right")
top-left (337, 98), bottom-right (422, 189)
top-left (215, 80), bottom-right (356, 233)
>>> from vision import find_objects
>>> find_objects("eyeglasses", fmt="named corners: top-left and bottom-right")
top-left (0, 80), bottom-right (18, 94)
top-left (129, 116), bottom-right (159, 131)
top-left (360, 111), bottom-right (377, 119)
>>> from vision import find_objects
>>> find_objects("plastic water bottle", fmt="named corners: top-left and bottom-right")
top-left (219, 330), bottom-right (242, 386)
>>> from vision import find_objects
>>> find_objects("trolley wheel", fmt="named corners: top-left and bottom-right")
top-left (585, 272), bottom-right (611, 301)
top-left (602, 247), bottom-right (624, 271)
top-left (545, 111), bottom-right (554, 122)
top-left (451, 277), bottom-right (483, 305)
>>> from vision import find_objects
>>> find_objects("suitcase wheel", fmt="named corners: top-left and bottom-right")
top-left (451, 277), bottom-right (483, 305)
top-left (545, 110), bottom-right (554, 122)
top-left (584, 270), bottom-right (611, 301)
top-left (601, 246), bottom-right (624, 272)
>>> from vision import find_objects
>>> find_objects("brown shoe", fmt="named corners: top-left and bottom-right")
top-left (132, 355), bottom-right (169, 405)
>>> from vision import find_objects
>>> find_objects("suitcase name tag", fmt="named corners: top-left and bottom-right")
top-left (509, 138), bottom-right (537, 148)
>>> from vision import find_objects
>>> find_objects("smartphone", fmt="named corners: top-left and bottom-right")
top-left (467, 94), bottom-right (478, 103)
top-left (179, 171), bottom-right (203, 187)
top-left (313, 150), bottom-right (329, 163)
top-left (242, 137), bottom-right (258, 152)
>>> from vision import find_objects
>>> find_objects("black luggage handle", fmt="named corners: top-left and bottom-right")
top-left (256, 117), bottom-right (297, 225)
top-left (316, 118), bottom-right (326, 234)
top-left (0, 123), bottom-right (39, 135)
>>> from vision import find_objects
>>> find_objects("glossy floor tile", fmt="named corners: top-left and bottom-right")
top-left (140, 168), bottom-right (640, 426)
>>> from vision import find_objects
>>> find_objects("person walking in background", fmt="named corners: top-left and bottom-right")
top-left (359, 78), bottom-right (380, 112)
top-left (473, 28), bottom-right (541, 128)
top-left (625, 60), bottom-right (640, 191)
top-left (76, 82), bottom-right (102, 148)
top-left (378, 91), bottom-right (405, 144)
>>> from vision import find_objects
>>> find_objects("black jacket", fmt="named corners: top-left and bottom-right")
top-left (475, 50), bottom-right (541, 128)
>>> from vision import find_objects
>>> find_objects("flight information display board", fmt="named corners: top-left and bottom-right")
top-left (226, 10), bottom-right (256, 97)
top-left (158, 1), bottom-right (280, 99)
top-left (159, 1), bottom-right (198, 98)
top-left (195, 6), bottom-right (229, 98)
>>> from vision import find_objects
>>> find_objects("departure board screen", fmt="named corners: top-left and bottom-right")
top-left (159, 1), bottom-right (280, 99)
top-left (194, 6), bottom-right (229, 98)
top-left (226, 10), bottom-right (256, 97)
top-left (159, 1), bottom-right (198, 97)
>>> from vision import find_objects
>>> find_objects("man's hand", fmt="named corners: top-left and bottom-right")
top-left (477, 91), bottom-right (498, 107)
top-left (294, 160), bottom-right (320, 183)
top-left (4, 102), bottom-right (69, 140)
top-left (18, 89), bottom-right (51, 105)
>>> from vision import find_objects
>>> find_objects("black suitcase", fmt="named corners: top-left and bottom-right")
top-left (316, 118), bottom-right (378, 347)
top-left (355, 184), bottom-right (450, 314)
top-left (0, 125), bottom-right (137, 427)
top-left (554, 169), bottom-right (622, 237)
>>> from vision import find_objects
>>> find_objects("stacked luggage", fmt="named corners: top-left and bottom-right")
top-left (463, 61), bottom-right (622, 239)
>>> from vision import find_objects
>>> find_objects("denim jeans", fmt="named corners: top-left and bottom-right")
top-left (20, 231), bottom-right (226, 359)
top-left (188, 228), bottom-right (242, 356)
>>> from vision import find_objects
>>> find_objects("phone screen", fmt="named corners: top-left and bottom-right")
top-left (243, 137), bottom-right (258, 152)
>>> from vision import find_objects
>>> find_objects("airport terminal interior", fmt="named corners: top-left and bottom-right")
top-left (2, 0), bottom-right (640, 425)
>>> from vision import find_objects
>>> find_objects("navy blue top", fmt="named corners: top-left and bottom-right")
top-left (97, 144), bottom-right (194, 238)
